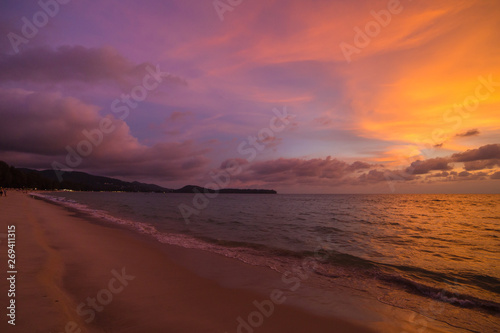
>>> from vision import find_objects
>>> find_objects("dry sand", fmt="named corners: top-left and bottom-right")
top-left (0, 191), bottom-right (377, 332)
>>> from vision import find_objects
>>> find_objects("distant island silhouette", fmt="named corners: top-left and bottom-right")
top-left (173, 185), bottom-right (276, 194)
top-left (0, 161), bottom-right (277, 194)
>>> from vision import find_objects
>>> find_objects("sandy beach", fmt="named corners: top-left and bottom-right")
top-left (0, 191), bottom-right (378, 333)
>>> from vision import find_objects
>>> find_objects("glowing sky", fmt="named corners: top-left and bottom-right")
top-left (1, 0), bottom-right (499, 193)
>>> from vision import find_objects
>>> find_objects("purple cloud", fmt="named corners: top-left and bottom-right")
top-left (463, 159), bottom-right (500, 171)
top-left (0, 88), bottom-right (210, 182)
top-left (406, 157), bottom-right (452, 175)
top-left (452, 144), bottom-right (500, 162)
top-left (0, 45), bottom-right (186, 86)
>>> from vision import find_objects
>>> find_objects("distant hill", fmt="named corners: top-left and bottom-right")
top-left (16, 167), bottom-right (173, 192)
top-left (30, 169), bottom-right (173, 192)
top-left (0, 161), bottom-right (172, 192)
top-left (174, 185), bottom-right (277, 194)
top-left (0, 161), bottom-right (277, 194)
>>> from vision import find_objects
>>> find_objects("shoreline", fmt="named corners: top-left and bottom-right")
top-left (0, 191), bottom-right (380, 332)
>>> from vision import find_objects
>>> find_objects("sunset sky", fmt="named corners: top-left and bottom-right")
top-left (1, 0), bottom-right (499, 193)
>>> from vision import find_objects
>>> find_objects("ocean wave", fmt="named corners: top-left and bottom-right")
top-left (378, 274), bottom-right (500, 314)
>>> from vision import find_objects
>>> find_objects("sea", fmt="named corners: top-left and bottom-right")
top-left (33, 192), bottom-right (500, 332)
